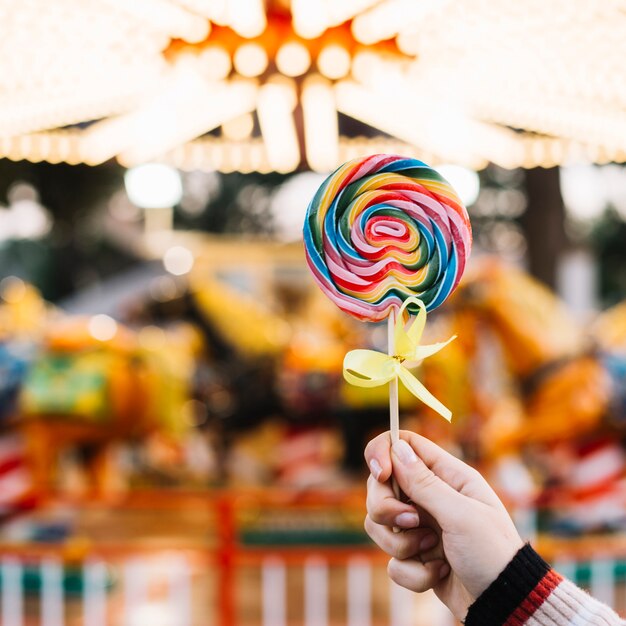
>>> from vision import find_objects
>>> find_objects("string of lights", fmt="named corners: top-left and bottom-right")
top-left (1, 0), bottom-right (625, 171)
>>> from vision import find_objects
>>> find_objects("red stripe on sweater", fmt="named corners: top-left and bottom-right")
top-left (504, 569), bottom-right (564, 626)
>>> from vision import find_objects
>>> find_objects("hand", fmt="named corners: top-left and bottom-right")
top-left (364, 431), bottom-right (524, 621)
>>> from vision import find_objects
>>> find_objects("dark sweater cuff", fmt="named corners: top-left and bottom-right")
top-left (464, 544), bottom-right (551, 626)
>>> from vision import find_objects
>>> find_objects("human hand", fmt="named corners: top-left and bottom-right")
top-left (364, 431), bottom-right (524, 621)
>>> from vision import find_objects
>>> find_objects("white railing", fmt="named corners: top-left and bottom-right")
top-left (0, 551), bottom-right (453, 626)
top-left (1, 500), bottom-right (624, 626)
top-left (1, 550), bottom-right (625, 626)
top-left (1, 554), bottom-right (194, 626)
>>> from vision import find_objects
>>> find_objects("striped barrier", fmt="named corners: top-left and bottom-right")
top-left (0, 493), bottom-right (624, 625)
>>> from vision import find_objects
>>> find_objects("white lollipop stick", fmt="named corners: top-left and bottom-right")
top-left (388, 307), bottom-right (403, 532)
top-left (388, 307), bottom-right (400, 450)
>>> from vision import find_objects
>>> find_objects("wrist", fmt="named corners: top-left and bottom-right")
top-left (464, 544), bottom-right (557, 626)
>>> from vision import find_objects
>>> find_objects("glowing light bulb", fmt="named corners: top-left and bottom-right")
top-left (436, 164), bottom-right (480, 207)
top-left (292, 0), bottom-right (328, 39)
top-left (351, 51), bottom-right (380, 82)
top-left (88, 315), bottom-right (118, 341)
top-left (233, 43), bottom-right (268, 77)
top-left (163, 246), bottom-right (195, 276)
top-left (228, 0), bottom-right (266, 37)
top-left (257, 76), bottom-right (299, 173)
top-left (302, 75), bottom-right (339, 172)
top-left (198, 46), bottom-right (232, 80)
top-left (276, 42), bottom-right (311, 77)
top-left (317, 45), bottom-right (351, 80)
top-left (124, 164), bottom-right (183, 209)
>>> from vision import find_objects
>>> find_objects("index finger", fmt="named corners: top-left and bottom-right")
top-left (399, 431), bottom-right (503, 509)
top-left (364, 431), bottom-right (393, 482)
top-left (365, 430), bottom-right (501, 510)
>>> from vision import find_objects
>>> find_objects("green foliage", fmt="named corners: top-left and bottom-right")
top-left (590, 207), bottom-right (626, 306)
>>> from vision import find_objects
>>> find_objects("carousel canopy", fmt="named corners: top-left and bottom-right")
top-left (1, 0), bottom-right (625, 172)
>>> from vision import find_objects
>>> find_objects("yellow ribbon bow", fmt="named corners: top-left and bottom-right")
top-left (343, 297), bottom-right (456, 421)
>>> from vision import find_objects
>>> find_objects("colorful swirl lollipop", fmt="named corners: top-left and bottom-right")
top-left (303, 154), bottom-right (472, 322)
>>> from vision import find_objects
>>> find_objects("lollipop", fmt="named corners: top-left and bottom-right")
top-left (303, 154), bottom-right (472, 323)
top-left (303, 154), bottom-right (472, 432)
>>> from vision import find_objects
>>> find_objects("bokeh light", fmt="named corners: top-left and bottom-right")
top-left (437, 164), bottom-right (480, 207)
top-left (124, 164), bottom-right (183, 210)
top-left (163, 246), bottom-right (195, 276)
top-left (88, 314), bottom-right (118, 341)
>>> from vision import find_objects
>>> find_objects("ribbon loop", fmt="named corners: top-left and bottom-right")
top-left (342, 297), bottom-right (454, 421)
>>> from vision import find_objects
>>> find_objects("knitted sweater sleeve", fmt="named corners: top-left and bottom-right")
top-left (465, 544), bottom-right (626, 626)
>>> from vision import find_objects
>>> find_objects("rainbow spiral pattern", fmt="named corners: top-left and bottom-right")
top-left (303, 154), bottom-right (472, 322)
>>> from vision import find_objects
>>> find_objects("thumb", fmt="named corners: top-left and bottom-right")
top-left (391, 439), bottom-right (465, 528)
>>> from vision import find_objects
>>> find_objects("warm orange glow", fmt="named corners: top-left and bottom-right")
top-left (1, 1), bottom-right (624, 172)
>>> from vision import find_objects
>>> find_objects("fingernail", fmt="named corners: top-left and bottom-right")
top-left (395, 512), bottom-right (419, 528)
top-left (392, 440), bottom-right (417, 464)
top-left (439, 563), bottom-right (450, 579)
top-left (369, 458), bottom-right (383, 480)
top-left (420, 533), bottom-right (438, 551)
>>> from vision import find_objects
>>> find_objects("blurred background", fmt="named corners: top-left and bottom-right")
top-left (2, 0), bottom-right (626, 624)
